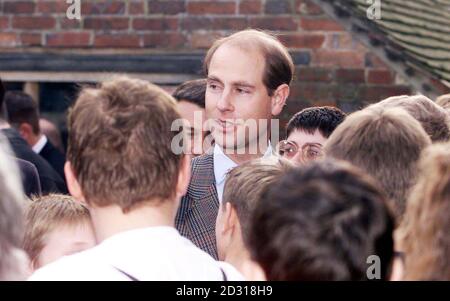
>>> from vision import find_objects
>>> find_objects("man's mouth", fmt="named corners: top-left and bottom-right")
top-left (216, 119), bottom-right (235, 132)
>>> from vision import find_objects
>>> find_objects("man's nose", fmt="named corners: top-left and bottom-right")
top-left (216, 89), bottom-right (234, 113)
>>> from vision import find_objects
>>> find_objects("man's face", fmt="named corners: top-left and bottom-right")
top-left (279, 129), bottom-right (326, 165)
top-left (205, 44), bottom-right (274, 152)
top-left (177, 100), bottom-right (206, 157)
top-left (36, 221), bottom-right (96, 269)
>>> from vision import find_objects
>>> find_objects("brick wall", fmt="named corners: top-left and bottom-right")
top-left (0, 0), bottom-right (413, 123)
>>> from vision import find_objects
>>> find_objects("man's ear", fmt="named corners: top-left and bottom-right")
top-left (18, 123), bottom-right (34, 145)
top-left (222, 202), bottom-right (239, 235)
top-left (270, 84), bottom-right (290, 116)
top-left (175, 154), bottom-right (191, 199)
top-left (64, 162), bottom-right (85, 204)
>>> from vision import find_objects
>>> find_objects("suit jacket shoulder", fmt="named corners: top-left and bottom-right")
top-left (175, 153), bottom-right (220, 259)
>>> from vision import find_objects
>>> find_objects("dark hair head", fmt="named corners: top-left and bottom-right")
top-left (172, 79), bottom-right (206, 109)
top-left (3, 91), bottom-right (40, 135)
top-left (286, 106), bottom-right (346, 138)
top-left (249, 159), bottom-right (395, 281)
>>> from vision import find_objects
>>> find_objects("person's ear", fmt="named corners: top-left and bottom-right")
top-left (222, 202), bottom-right (238, 236)
top-left (18, 123), bottom-right (34, 145)
top-left (64, 162), bottom-right (86, 204)
top-left (175, 154), bottom-right (191, 199)
top-left (270, 84), bottom-right (290, 116)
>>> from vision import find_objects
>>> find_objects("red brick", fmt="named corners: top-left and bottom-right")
top-left (36, 1), bottom-right (67, 14)
top-left (0, 33), bottom-right (17, 47)
top-left (289, 83), bottom-right (334, 101)
top-left (239, 0), bottom-right (262, 14)
top-left (82, 1), bottom-right (126, 15)
top-left (300, 18), bottom-right (344, 31)
top-left (94, 34), bottom-right (141, 48)
top-left (12, 16), bottom-right (56, 30)
top-left (367, 70), bottom-right (395, 85)
top-left (296, 67), bottom-right (333, 82)
top-left (313, 50), bottom-right (365, 68)
top-left (249, 16), bottom-right (298, 31)
top-left (0, 17), bottom-right (9, 30)
top-left (20, 33), bottom-right (42, 46)
top-left (59, 17), bottom-right (82, 30)
top-left (133, 18), bottom-right (178, 31)
top-left (46, 32), bottom-right (91, 47)
top-left (3, 1), bottom-right (35, 14)
top-left (84, 17), bottom-right (129, 30)
top-left (211, 17), bottom-right (248, 30)
top-left (335, 69), bottom-right (365, 84)
top-left (187, 1), bottom-right (236, 15)
top-left (365, 53), bottom-right (389, 69)
top-left (358, 85), bottom-right (411, 102)
top-left (326, 33), bottom-right (365, 50)
top-left (142, 32), bottom-right (186, 48)
top-left (296, 0), bottom-right (323, 15)
top-left (129, 1), bottom-right (145, 14)
top-left (278, 33), bottom-right (325, 49)
top-left (265, 0), bottom-right (292, 14)
top-left (190, 32), bottom-right (225, 49)
top-left (148, 0), bottom-right (185, 15)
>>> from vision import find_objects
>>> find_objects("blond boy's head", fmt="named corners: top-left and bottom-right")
top-left (23, 194), bottom-right (96, 269)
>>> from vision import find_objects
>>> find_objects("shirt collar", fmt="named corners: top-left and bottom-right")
top-left (32, 135), bottom-right (48, 154)
top-left (213, 143), bottom-right (274, 187)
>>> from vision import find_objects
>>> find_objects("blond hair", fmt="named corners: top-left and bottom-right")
top-left (399, 142), bottom-right (450, 280)
top-left (23, 194), bottom-right (91, 263)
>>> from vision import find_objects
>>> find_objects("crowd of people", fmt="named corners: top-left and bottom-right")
top-left (0, 29), bottom-right (449, 281)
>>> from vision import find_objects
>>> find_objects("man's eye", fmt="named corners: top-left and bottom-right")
top-left (237, 88), bottom-right (249, 94)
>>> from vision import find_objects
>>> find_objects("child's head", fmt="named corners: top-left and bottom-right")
top-left (23, 194), bottom-right (96, 270)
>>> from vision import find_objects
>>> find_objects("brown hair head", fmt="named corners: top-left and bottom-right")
top-left (203, 29), bottom-right (294, 96)
top-left (67, 76), bottom-right (184, 212)
top-left (370, 95), bottom-right (450, 142)
top-left (324, 107), bottom-right (431, 222)
top-left (223, 156), bottom-right (291, 245)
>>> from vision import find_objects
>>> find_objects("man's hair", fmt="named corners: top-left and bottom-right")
top-left (324, 107), bottom-right (431, 223)
top-left (172, 79), bottom-right (206, 109)
top-left (203, 29), bottom-right (294, 96)
top-left (4, 91), bottom-right (40, 135)
top-left (23, 194), bottom-right (90, 264)
top-left (399, 142), bottom-right (450, 280)
top-left (67, 76), bottom-right (184, 212)
top-left (436, 93), bottom-right (450, 111)
top-left (222, 157), bottom-right (291, 245)
top-left (248, 159), bottom-right (395, 281)
top-left (286, 106), bottom-right (347, 138)
top-left (0, 132), bottom-right (26, 280)
top-left (369, 95), bottom-right (450, 142)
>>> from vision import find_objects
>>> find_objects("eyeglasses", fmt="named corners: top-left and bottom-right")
top-left (278, 140), bottom-right (324, 162)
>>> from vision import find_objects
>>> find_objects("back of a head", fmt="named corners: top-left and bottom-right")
top-left (0, 132), bottom-right (27, 280)
top-left (399, 142), bottom-right (450, 280)
top-left (436, 93), bottom-right (450, 111)
top-left (172, 79), bottom-right (207, 108)
top-left (286, 106), bottom-right (347, 138)
top-left (370, 95), bottom-right (450, 142)
top-left (249, 159), bottom-right (394, 281)
top-left (67, 76), bottom-right (183, 212)
top-left (324, 107), bottom-right (431, 222)
top-left (23, 194), bottom-right (90, 265)
top-left (204, 29), bottom-right (294, 94)
top-left (223, 157), bottom-right (291, 245)
top-left (3, 91), bottom-right (40, 134)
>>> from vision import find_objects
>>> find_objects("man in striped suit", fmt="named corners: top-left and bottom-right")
top-left (176, 29), bottom-right (294, 259)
